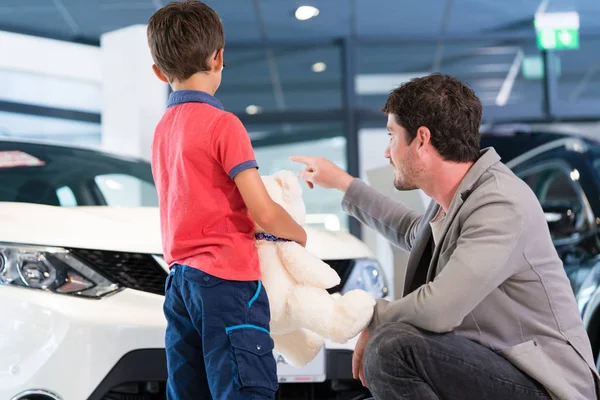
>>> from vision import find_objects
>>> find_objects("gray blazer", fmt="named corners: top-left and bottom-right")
top-left (342, 147), bottom-right (600, 400)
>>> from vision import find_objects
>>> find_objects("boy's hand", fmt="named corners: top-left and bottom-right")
top-left (298, 227), bottom-right (307, 248)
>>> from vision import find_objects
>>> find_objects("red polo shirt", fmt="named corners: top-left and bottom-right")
top-left (151, 90), bottom-right (260, 281)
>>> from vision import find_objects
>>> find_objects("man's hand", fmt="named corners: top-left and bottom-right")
top-left (352, 328), bottom-right (370, 387)
top-left (289, 156), bottom-right (354, 192)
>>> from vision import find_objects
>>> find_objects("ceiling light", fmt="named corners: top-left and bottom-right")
top-left (295, 6), bottom-right (319, 21)
top-left (246, 105), bottom-right (262, 115)
top-left (311, 62), bottom-right (327, 73)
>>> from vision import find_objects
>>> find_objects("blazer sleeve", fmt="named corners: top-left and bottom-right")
top-left (341, 179), bottom-right (423, 252)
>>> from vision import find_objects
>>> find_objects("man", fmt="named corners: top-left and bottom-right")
top-left (291, 74), bottom-right (599, 400)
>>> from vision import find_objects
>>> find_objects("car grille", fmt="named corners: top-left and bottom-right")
top-left (67, 249), bottom-right (353, 297)
top-left (69, 249), bottom-right (167, 296)
top-left (324, 259), bottom-right (354, 294)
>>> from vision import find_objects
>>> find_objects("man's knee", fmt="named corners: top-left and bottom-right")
top-left (363, 322), bottom-right (425, 378)
top-left (370, 322), bottom-right (425, 351)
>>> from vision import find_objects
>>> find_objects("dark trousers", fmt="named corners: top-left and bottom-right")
top-left (363, 322), bottom-right (552, 400)
top-left (163, 264), bottom-right (278, 400)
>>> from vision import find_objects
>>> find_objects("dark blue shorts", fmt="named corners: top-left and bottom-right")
top-left (163, 264), bottom-right (277, 399)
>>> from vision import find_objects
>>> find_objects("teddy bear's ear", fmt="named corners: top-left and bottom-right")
top-left (262, 175), bottom-right (283, 202)
top-left (273, 170), bottom-right (302, 201)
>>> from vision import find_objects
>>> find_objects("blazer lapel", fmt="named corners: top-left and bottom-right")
top-left (402, 202), bottom-right (438, 296)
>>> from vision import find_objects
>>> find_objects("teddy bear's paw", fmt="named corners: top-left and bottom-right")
top-left (272, 329), bottom-right (323, 368)
top-left (329, 290), bottom-right (376, 343)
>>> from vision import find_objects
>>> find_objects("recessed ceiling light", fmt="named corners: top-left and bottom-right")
top-left (246, 105), bottom-right (262, 115)
top-left (312, 62), bottom-right (327, 73)
top-left (295, 6), bottom-right (319, 21)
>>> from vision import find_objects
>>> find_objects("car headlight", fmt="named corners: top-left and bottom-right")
top-left (341, 258), bottom-right (388, 299)
top-left (0, 243), bottom-right (121, 298)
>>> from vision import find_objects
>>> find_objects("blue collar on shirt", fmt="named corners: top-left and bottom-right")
top-left (167, 90), bottom-right (224, 110)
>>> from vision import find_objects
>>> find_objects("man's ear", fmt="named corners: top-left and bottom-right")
top-left (416, 127), bottom-right (431, 153)
top-left (152, 65), bottom-right (169, 83)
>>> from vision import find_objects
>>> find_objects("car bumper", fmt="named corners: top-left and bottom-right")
top-left (86, 348), bottom-right (357, 400)
top-left (1, 286), bottom-right (359, 400)
top-left (1, 286), bottom-right (166, 400)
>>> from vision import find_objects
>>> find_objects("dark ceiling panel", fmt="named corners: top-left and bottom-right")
top-left (447, 0), bottom-right (538, 34)
top-left (256, 0), bottom-right (351, 39)
top-left (204, 0), bottom-right (261, 41)
top-left (355, 0), bottom-right (445, 37)
top-left (0, 0), bottom-right (599, 119)
top-left (0, 5), bottom-right (71, 37)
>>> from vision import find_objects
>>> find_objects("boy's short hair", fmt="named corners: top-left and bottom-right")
top-left (147, 0), bottom-right (224, 82)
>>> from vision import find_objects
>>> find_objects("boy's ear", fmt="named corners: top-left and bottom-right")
top-left (152, 64), bottom-right (169, 83)
top-left (213, 48), bottom-right (224, 72)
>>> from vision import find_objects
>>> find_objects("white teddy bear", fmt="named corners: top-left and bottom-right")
top-left (256, 170), bottom-right (376, 368)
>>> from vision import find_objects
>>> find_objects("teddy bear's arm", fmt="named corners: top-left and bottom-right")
top-left (275, 242), bottom-right (341, 289)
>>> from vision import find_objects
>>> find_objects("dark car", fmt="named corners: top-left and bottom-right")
top-left (481, 128), bottom-right (600, 369)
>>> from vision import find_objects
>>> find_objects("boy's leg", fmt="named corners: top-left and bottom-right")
top-left (163, 265), bottom-right (212, 400)
top-left (181, 267), bottom-right (278, 400)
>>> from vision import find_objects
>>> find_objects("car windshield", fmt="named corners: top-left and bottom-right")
top-left (0, 141), bottom-right (158, 207)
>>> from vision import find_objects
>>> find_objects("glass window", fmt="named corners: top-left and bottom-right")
top-left (357, 41), bottom-right (544, 120)
top-left (557, 38), bottom-right (600, 102)
top-left (440, 42), bottom-right (543, 109)
top-left (0, 141), bottom-right (156, 207)
top-left (0, 111), bottom-right (100, 146)
top-left (0, 70), bottom-right (101, 113)
top-left (520, 166), bottom-right (579, 204)
top-left (518, 163), bottom-right (590, 240)
top-left (218, 45), bottom-right (341, 114)
top-left (56, 186), bottom-right (77, 207)
top-left (357, 43), bottom-right (437, 111)
top-left (251, 125), bottom-right (348, 232)
top-left (95, 174), bottom-right (158, 207)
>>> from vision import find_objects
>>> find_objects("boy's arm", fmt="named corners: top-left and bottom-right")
top-left (234, 168), bottom-right (307, 247)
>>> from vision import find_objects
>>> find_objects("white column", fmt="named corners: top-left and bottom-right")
top-left (100, 24), bottom-right (168, 161)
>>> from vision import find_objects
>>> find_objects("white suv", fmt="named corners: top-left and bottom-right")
top-left (0, 139), bottom-right (388, 400)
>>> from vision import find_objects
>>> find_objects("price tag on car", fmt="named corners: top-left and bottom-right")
top-left (275, 346), bottom-right (326, 383)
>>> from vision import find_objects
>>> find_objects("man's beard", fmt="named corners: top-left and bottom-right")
top-left (392, 160), bottom-right (421, 191)
top-left (393, 173), bottom-right (418, 191)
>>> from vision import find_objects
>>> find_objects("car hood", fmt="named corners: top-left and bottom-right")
top-left (0, 203), bottom-right (373, 260)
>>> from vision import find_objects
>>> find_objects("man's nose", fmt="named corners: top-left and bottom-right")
top-left (384, 145), bottom-right (391, 159)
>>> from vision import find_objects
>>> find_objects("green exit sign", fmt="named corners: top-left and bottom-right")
top-left (534, 11), bottom-right (580, 50)
top-left (537, 28), bottom-right (579, 50)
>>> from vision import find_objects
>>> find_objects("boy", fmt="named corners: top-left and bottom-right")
top-left (147, 2), bottom-right (307, 399)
